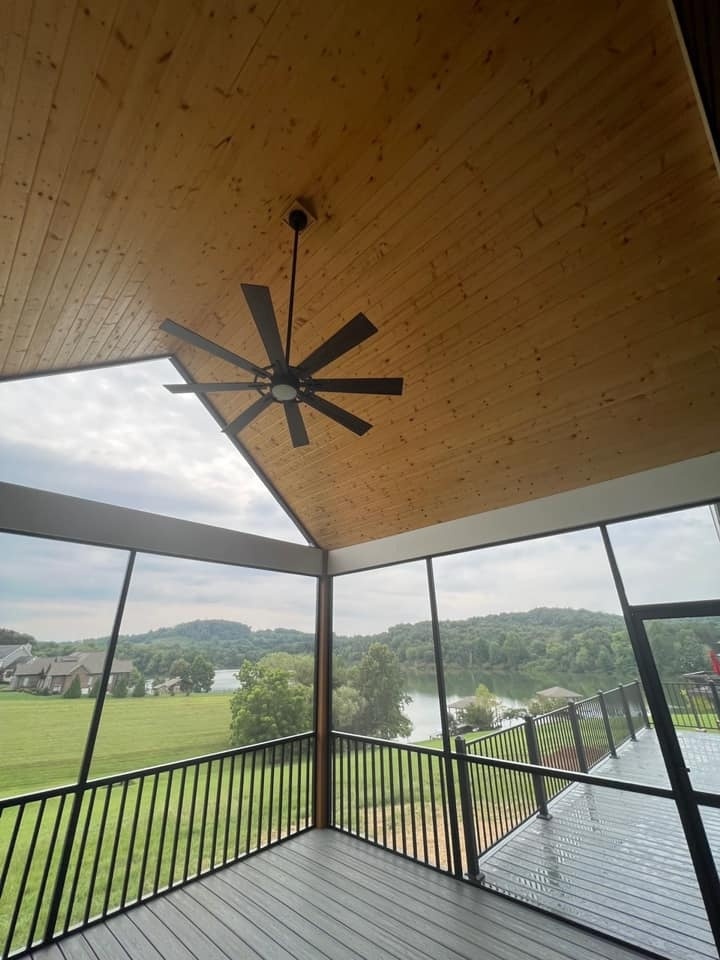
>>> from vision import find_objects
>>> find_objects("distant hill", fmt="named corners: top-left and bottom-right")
top-left (11, 607), bottom-right (715, 680)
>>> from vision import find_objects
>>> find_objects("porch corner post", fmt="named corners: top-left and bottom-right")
top-left (314, 554), bottom-right (333, 828)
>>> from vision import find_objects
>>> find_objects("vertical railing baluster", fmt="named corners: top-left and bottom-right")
top-left (138, 773), bottom-right (159, 901)
top-left (103, 779), bottom-right (129, 916)
top-left (211, 758), bottom-right (224, 868)
top-left (168, 767), bottom-right (185, 888)
top-left (277, 742), bottom-right (286, 841)
top-left (305, 735), bottom-right (312, 828)
top-left (223, 755), bottom-right (235, 865)
top-left (418, 752), bottom-right (428, 864)
top-left (84, 785), bottom-right (111, 924)
top-left (27, 793), bottom-right (68, 949)
top-left (407, 749), bottom-right (417, 860)
top-left (183, 765), bottom-right (199, 883)
top-left (380, 743), bottom-right (387, 848)
top-left (267, 744), bottom-right (277, 847)
top-left (388, 743), bottom-right (397, 850)
top-left (362, 741), bottom-right (369, 841)
top-left (235, 753), bottom-right (247, 860)
top-left (427, 753), bottom-right (440, 866)
top-left (120, 777), bottom-right (144, 907)
top-left (197, 760), bottom-right (212, 876)
top-left (245, 750), bottom-right (257, 855)
top-left (154, 770), bottom-right (173, 894)
top-left (354, 740), bottom-right (360, 837)
top-left (371, 744), bottom-right (378, 844)
top-left (286, 740), bottom-right (294, 837)
top-left (4, 800), bottom-right (46, 955)
top-left (63, 789), bottom-right (96, 931)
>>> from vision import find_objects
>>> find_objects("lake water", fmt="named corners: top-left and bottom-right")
top-left (211, 667), bottom-right (601, 743)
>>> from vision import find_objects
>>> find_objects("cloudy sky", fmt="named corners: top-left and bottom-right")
top-left (1, 359), bottom-right (718, 644)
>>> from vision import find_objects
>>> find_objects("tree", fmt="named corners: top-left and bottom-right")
top-left (332, 685), bottom-right (366, 733)
top-left (190, 654), bottom-right (215, 693)
top-left (354, 643), bottom-right (412, 739)
top-left (131, 669), bottom-right (146, 697)
top-left (169, 658), bottom-right (192, 694)
top-left (63, 675), bottom-right (82, 699)
top-left (112, 675), bottom-right (129, 698)
top-left (229, 660), bottom-right (312, 747)
top-left (456, 683), bottom-right (500, 731)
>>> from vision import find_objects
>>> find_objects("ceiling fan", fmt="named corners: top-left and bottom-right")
top-left (161, 208), bottom-right (404, 448)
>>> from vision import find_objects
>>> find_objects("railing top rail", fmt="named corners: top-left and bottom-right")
top-left (448, 748), bottom-right (680, 802)
top-left (331, 730), bottom-right (442, 757)
top-left (0, 730), bottom-right (314, 809)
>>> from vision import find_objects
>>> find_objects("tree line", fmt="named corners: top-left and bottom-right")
top-left (6, 607), bottom-right (716, 684)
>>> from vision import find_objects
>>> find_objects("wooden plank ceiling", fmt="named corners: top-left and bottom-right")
top-left (1, 0), bottom-right (719, 549)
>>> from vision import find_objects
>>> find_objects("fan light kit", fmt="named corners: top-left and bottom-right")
top-left (161, 207), bottom-right (404, 447)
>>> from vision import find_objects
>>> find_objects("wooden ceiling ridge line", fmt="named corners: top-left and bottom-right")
top-left (168, 355), bottom-right (318, 548)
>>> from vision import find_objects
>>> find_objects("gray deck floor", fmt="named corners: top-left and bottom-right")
top-left (479, 729), bottom-right (720, 960)
top-left (28, 830), bottom-right (651, 960)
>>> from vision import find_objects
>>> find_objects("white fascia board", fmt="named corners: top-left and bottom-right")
top-left (0, 482), bottom-right (323, 577)
top-left (328, 453), bottom-right (720, 576)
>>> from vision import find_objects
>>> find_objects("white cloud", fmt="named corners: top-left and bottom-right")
top-left (1, 362), bottom-right (718, 642)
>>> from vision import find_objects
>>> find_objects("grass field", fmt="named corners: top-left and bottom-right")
top-left (0, 693), bottom-right (234, 797)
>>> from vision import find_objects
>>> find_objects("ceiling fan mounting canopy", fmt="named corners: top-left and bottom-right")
top-left (162, 206), bottom-right (404, 447)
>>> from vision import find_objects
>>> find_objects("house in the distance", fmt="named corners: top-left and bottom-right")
top-left (10, 652), bottom-right (133, 695)
top-left (0, 643), bottom-right (33, 682)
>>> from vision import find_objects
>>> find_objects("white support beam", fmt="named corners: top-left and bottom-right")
top-left (328, 453), bottom-right (720, 575)
top-left (0, 482), bottom-right (322, 577)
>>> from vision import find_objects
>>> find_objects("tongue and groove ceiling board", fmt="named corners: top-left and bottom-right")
top-left (1, 0), bottom-right (719, 549)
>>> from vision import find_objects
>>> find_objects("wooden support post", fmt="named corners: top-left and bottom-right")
top-left (314, 567), bottom-right (332, 828)
top-left (634, 679), bottom-right (650, 730)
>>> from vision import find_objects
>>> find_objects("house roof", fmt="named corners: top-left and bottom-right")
top-left (0, 644), bottom-right (29, 658)
top-left (14, 658), bottom-right (53, 677)
top-left (448, 697), bottom-right (480, 711)
top-left (1, 2), bottom-right (718, 549)
top-left (536, 686), bottom-right (581, 700)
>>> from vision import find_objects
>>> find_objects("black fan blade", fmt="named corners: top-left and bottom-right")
top-left (302, 393), bottom-right (372, 436)
top-left (164, 382), bottom-right (263, 394)
top-left (296, 313), bottom-right (377, 376)
top-left (161, 318), bottom-right (267, 378)
top-left (284, 402), bottom-right (309, 448)
top-left (223, 395), bottom-right (273, 435)
top-left (241, 284), bottom-right (287, 373)
top-left (310, 377), bottom-right (403, 396)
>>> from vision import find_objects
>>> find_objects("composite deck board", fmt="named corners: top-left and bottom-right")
top-left (27, 831), bottom-right (649, 960)
top-left (479, 729), bottom-right (720, 960)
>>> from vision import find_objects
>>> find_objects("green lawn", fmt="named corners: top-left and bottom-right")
top-left (0, 693), bottom-right (234, 797)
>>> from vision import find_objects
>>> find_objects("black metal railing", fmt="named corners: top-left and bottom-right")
top-left (662, 679), bottom-right (720, 730)
top-left (331, 732), bottom-right (457, 874)
top-left (330, 681), bottom-right (649, 877)
top-left (0, 732), bottom-right (313, 959)
top-left (454, 681), bottom-right (648, 871)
